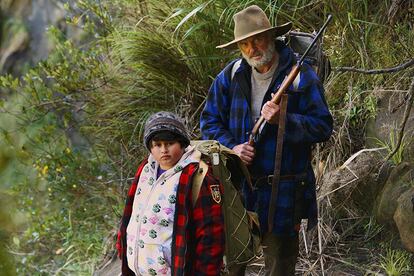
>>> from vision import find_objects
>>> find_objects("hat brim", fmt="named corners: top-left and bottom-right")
top-left (216, 22), bottom-right (292, 49)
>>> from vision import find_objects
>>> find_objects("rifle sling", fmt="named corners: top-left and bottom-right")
top-left (267, 94), bottom-right (288, 233)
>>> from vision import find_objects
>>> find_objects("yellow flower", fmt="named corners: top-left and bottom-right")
top-left (72, 184), bottom-right (77, 188)
top-left (56, 167), bottom-right (62, 172)
top-left (41, 165), bottom-right (49, 176)
top-left (65, 148), bottom-right (71, 154)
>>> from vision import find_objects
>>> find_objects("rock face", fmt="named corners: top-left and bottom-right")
top-left (375, 162), bottom-right (413, 225)
top-left (25, 0), bottom-right (66, 61)
top-left (366, 89), bottom-right (414, 161)
top-left (319, 150), bottom-right (414, 252)
top-left (394, 187), bottom-right (414, 253)
top-left (319, 150), bottom-right (390, 215)
top-left (0, 18), bottom-right (30, 73)
top-left (364, 85), bottom-right (414, 251)
top-left (0, 0), bottom-right (79, 75)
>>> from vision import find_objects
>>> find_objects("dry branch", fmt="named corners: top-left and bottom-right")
top-left (334, 59), bottom-right (414, 74)
top-left (388, 0), bottom-right (413, 25)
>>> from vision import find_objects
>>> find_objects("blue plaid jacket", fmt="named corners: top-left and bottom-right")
top-left (200, 41), bottom-right (333, 236)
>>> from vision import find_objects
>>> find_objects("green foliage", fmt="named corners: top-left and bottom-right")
top-left (0, 74), bottom-right (20, 91)
top-left (373, 128), bottom-right (407, 165)
top-left (342, 85), bottom-right (377, 127)
top-left (0, 92), bottom-right (117, 275)
top-left (320, 0), bottom-right (413, 161)
top-left (0, 1), bottom-right (119, 275)
top-left (0, 192), bottom-right (18, 276)
top-left (12, 147), bottom-right (119, 275)
top-left (379, 246), bottom-right (412, 276)
top-left (0, 95), bottom-right (36, 276)
top-left (86, 0), bottom-right (230, 169)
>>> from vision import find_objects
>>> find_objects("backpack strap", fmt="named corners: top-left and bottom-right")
top-left (192, 160), bottom-right (209, 207)
top-left (231, 59), bottom-right (242, 81)
top-left (292, 72), bottom-right (301, 91)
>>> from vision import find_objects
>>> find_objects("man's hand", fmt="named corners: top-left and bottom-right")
top-left (233, 142), bottom-right (255, 165)
top-left (261, 100), bottom-right (280, 125)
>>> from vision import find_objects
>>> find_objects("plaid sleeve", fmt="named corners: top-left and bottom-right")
top-left (200, 63), bottom-right (238, 149)
top-left (192, 170), bottom-right (225, 275)
top-left (285, 65), bottom-right (333, 144)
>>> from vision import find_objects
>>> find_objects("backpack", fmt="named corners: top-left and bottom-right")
top-left (231, 31), bottom-right (331, 84)
top-left (281, 31), bottom-right (331, 83)
top-left (190, 140), bottom-right (261, 272)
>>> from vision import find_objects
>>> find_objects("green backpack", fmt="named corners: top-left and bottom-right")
top-left (191, 140), bottom-right (261, 272)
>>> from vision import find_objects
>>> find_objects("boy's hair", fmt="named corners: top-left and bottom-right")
top-left (149, 130), bottom-right (189, 149)
top-left (143, 111), bottom-right (190, 150)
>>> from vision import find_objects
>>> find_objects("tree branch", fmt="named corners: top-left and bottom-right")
top-left (334, 59), bottom-right (414, 74)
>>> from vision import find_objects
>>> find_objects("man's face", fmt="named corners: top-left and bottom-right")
top-left (238, 32), bottom-right (275, 70)
top-left (150, 140), bottom-right (184, 170)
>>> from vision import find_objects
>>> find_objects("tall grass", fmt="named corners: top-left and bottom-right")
top-left (85, 0), bottom-right (413, 171)
top-left (373, 128), bottom-right (408, 165)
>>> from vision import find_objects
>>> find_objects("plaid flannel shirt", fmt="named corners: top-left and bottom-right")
top-left (200, 41), bottom-right (333, 236)
top-left (117, 159), bottom-right (224, 275)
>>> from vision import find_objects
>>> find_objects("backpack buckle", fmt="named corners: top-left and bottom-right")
top-left (267, 175), bottom-right (274, 185)
top-left (212, 152), bottom-right (220, 165)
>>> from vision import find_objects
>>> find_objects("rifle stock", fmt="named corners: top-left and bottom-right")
top-left (248, 64), bottom-right (300, 145)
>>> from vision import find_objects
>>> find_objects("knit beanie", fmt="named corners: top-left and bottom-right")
top-left (143, 111), bottom-right (190, 150)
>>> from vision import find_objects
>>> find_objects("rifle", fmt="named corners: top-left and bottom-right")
top-left (248, 14), bottom-right (333, 146)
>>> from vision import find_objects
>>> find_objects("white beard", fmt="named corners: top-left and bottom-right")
top-left (242, 41), bottom-right (276, 69)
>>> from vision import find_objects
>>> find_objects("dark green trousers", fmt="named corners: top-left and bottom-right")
top-left (225, 233), bottom-right (299, 276)
top-left (262, 233), bottom-right (299, 276)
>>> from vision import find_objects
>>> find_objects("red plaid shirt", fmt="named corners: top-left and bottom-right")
top-left (116, 159), bottom-right (224, 275)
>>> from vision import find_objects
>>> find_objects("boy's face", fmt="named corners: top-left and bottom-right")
top-left (150, 140), bottom-right (184, 170)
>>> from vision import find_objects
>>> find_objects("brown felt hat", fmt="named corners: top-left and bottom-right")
top-left (217, 5), bottom-right (292, 49)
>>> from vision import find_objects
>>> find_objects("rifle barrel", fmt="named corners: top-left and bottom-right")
top-left (298, 14), bottom-right (333, 65)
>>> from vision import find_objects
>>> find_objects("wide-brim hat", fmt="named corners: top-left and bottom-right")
top-left (217, 5), bottom-right (292, 49)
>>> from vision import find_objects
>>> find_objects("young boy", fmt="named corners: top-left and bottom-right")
top-left (116, 111), bottom-right (224, 276)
